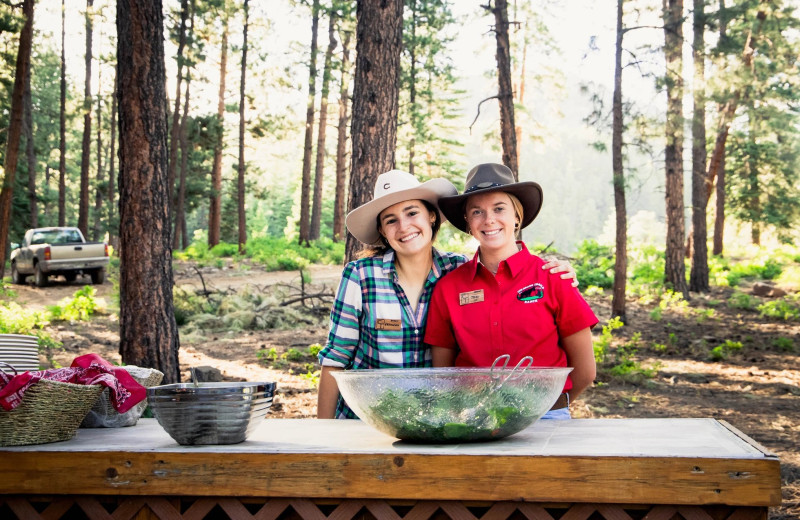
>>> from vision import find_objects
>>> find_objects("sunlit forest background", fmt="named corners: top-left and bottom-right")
top-left (1, 0), bottom-right (798, 267)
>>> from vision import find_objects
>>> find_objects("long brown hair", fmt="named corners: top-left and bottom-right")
top-left (357, 200), bottom-right (442, 259)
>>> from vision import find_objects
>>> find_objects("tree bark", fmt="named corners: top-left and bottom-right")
top-left (237, 0), bottom-right (249, 253)
top-left (712, 151), bottom-right (725, 255)
top-left (24, 58), bottom-right (37, 228)
top-left (117, 0), bottom-right (181, 383)
top-left (58, 0), bottom-right (67, 227)
top-left (332, 29), bottom-right (351, 243)
top-left (407, 0), bottom-right (417, 175)
top-left (167, 0), bottom-right (188, 241)
top-left (611, 0), bottom-right (627, 323)
top-left (310, 9), bottom-right (338, 241)
top-left (663, 0), bottom-right (688, 298)
top-left (488, 0), bottom-right (518, 178)
top-left (209, 13), bottom-right (228, 249)
top-left (0, 0), bottom-right (34, 279)
top-left (689, 0), bottom-right (709, 292)
top-left (108, 64), bottom-right (118, 250)
top-left (92, 76), bottom-right (103, 241)
top-left (299, 0), bottom-right (320, 246)
top-left (78, 0), bottom-right (94, 237)
top-left (345, 0), bottom-right (403, 262)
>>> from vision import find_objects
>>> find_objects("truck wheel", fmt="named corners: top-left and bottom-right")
top-left (34, 263), bottom-right (49, 287)
top-left (10, 262), bottom-right (25, 285)
top-left (91, 268), bottom-right (105, 285)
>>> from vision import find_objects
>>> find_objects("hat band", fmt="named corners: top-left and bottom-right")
top-left (464, 182), bottom-right (503, 194)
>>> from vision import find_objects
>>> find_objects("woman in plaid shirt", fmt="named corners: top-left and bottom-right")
top-left (317, 170), bottom-right (576, 419)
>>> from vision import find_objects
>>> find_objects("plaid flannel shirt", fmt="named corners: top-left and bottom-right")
top-left (319, 248), bottom-right (466, 418)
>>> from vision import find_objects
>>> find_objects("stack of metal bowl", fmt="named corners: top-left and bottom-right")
top-left (0, 334), bottom-right (39, 372)
top-left (147, 381), bottom-right (276, 445)
top-left (332, 366), bottom-right (572, 443)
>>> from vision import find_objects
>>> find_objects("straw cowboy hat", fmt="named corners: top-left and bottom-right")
top-left (345, 169), bottom-right (458, 245)
top-left (438, 163), bottom-right (543, 233)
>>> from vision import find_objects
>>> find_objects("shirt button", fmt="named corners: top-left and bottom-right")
top-left (414, 329), bottom-right (418, 334)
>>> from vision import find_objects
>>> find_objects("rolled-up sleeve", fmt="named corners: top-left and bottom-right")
top-left (319, 262), bottom-right (362, 368)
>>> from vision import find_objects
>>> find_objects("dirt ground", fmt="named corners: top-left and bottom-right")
top-left (7, 261), bottom-right (799, 519)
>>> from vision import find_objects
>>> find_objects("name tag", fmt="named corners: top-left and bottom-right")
top-left (376, 319), bottom-right (402, 331)
top-left (459, 289), bottom-right (484, 305)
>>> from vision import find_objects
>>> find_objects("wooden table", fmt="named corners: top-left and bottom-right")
top-left (0, 418), bottom-right (781, 520)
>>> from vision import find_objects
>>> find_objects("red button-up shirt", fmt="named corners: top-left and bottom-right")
top-left (424, 243), bottom-right (598, 390)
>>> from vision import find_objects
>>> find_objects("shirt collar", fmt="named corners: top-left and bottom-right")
top-left (383, 247), bottom-right (450, 282)
top-left (469, 241), bottom-right (531, 279)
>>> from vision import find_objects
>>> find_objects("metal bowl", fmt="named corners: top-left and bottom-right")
top-left (147, 382), bottom-right (276, 445)
top-left (332, 367), bottom-right (572, 443)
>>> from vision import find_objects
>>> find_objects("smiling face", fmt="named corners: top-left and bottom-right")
top-left (464, 191), bottom-right (521, 258)
top-left (378, 199), bottom-right (437, 257)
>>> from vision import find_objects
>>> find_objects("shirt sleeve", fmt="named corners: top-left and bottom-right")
top-left (423, 278), bottom-right (457, 350)
top-left (551, 274), bottom-right (599, 338)
top-left (318, 262), bottom-right (363, 368)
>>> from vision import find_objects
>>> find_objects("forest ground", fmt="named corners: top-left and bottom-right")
top-left (9, 260), bottom-right (799, 519)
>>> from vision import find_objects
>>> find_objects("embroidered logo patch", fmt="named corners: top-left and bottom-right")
top-left (517, 283), bottom-right (544, 303)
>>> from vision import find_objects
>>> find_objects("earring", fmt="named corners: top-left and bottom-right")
top-left (514, 222), bottom-right (520, 230)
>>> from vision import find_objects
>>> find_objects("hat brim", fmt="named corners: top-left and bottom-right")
top-left (345, 178), bottom-right (458, 245)
top-left (438, 182), bottom-right (543, 233)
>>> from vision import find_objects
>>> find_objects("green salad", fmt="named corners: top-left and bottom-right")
top-left (368, 384), bottom-right (541, 443)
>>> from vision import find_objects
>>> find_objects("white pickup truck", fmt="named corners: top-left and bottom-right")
top-left (10, 227), bottom-right (109, 287)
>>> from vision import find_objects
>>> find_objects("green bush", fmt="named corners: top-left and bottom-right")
top-left (709, 340), bottom-right (743, 361)
top-left (573, 240), bottom-right (614, 289)
top-left (758, 297), bottom-right (800, 321)
top-left (594, 317), bottom-right (623, 364)
top-left (772, 337), bottom-right (795, 352)
top-left (46, 286), bottom-right (102, 322)
top-left (728, 291), bottom-right (756, 310)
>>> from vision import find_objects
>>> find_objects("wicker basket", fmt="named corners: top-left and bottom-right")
top-left (81, 366), bottom-right (164, 428)
top-left (0, 378), bottom-right (103, 446)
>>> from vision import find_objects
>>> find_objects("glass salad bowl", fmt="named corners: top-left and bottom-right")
top-left (331, 365), bottom-right (571, 443)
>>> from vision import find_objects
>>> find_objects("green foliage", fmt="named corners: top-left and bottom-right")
top-left (46, 286), bottom-right (102, 322)
top-left (709, 340), bottom-right (743, 362)
top-left (607, 333), bottom-right (659, 383)
top-left (649, 291), bottom-right (688, 321)
top-left (593, 317), bottom-right (623, 364)
top-left (628, 245), bottom-right (667, 299)
top-left (572, 240), bottom-right (614, 289)
top-left (772, 337), bottom-right (795, 352)
top-left (0, 289), bottom-right (61, 353)
top-left (177, 236), bottom-right (344, 271)
top-left (728, 291), bottom-right (756, 310)
top-left (757, 294), bottom-right (800, 321)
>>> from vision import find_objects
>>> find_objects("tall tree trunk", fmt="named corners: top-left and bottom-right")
top-left (24, 58), bottom-right (37, 228)
top-left (611, 0), bottom-right (627, 323)
top-left (237, 0), bottom-right (249, 253)
top-left (173, 72), bottom-right (191, 250)
top-left (0, 0), bottom-right (34, 278)
top-left (93, 82), bottom-right (103, 241)
top-left (513, 24), bottom-right (527, 168)
top-left (712, 151), bottom-right (725, 255)
top-left (117, 0), bottom-right (180, 383)
top-left (345, 0), bottom-right (403, 262)
top-left (488, 0), bottom-right (518, 178)
top-left (407, 0), bottom-right (417, 175)
top-left (58, 0), bottom-right (67, 227)
top-left (704, 4), bottom-right (766, 209)
top-left (168, 0), bottom-right (189, 240)
top-left (299, 0), bottom-right (320, 246)
top-left (78, 0), bottom-right (94, 237)
top-left (108, 64), bottom-right (118, 250)
top-left (333, 29), bottom-right (351, 243)
top-left (663, 0), bottom-right (688, 298)
top-left (310, 10), bottom-right (338, 241)
top-left (689, 0), bottom-right (709, 293)
top-left (209, 14), bottom-right (228, 248)
top-left (298, 0), bottom-right (319, 245)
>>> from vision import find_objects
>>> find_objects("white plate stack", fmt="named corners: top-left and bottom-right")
top-left (0, 334), bottom-right (40, 373)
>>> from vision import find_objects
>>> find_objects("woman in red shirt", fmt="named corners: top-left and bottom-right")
top-left (424, 163), bottom-right (598, 418)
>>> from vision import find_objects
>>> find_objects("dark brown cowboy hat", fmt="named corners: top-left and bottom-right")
top-left (439, 163), bottom-right (543, 233)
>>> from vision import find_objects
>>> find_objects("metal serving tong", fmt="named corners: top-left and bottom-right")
top-left (490, 354), bottom-right (533, 388)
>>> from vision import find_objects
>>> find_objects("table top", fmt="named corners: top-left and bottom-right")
top-left (0, 417), bottom-right (781, 506)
